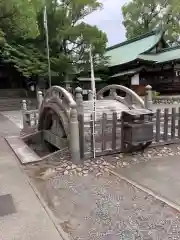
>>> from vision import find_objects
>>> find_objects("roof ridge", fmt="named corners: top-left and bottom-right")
top-left (138, 45), bottom-right (180, 57)
top-left (156, 45), bottom-right (180, 53)
top-left (106, 29), bottom-right (163, 51)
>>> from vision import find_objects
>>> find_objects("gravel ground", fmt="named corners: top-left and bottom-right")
top-left (24, 143), bottom-right (180, 240)
top-left (104, 144), bottom-right (180, 169)
top-left (26, 169), bottom-right (180, 240)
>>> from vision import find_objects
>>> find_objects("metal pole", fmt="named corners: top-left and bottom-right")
top-left (89, 45), bottom-right (96, 158)
top-left (44, 6), bottom-right (51, 88)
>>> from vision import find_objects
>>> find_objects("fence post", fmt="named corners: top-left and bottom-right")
top-left (88, 90), bottom-right (93, 100)
top-left (78, 114), bottom-right (85, 159)
top-left (52, 90), bottom-right (57, 98)
top-left (69, 103), bottom-right (81, 164)
top-left (37, 91), bottom-right (43, 109)
top-left (75, 87), bottom-right (84, 115)
top-left (145, 85), bottom-right (152, 109)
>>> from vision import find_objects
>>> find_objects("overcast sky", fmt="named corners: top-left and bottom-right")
top-left (85, 0), bottom-right (128, 47)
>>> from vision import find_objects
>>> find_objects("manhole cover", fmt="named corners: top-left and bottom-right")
top-left (0, 194), bottom-right (16, 217)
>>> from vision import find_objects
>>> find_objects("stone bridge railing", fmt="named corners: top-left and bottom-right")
top-left (21, 100), bottom-right (39, 134)
top-left (153, 95), bottom-right (180, 104)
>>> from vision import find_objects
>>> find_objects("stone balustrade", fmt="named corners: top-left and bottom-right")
top-left (153, 96), bottom-right (180, 104)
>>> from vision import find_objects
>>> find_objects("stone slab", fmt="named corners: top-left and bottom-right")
top-left (0, 194), bottom-right (16, 217)
top-left (116, 155), bottom-right (180, 207)
top-left (6, 136), bottom-right (41, 164)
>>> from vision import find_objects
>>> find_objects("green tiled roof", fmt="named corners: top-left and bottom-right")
top-left (138, 46), bottom-right (180, 64)
top-left (105, 29), bottom-right (164, 67)
top-left (137, 54), bottom-right (157, 62)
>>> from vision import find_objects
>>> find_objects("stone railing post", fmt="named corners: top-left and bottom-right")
top-left (66, 86), bottom-right (72, 94)
top-left (69, 103), bottom-right (81, 164)
top-left (37, 91), bottom-right (43, 109)
top-left (21, 100), bottom-right (28, 130)
top-left (88, 90), bottom-right (93, 100)
top-left (109, 88), bottom-right (117, 98)
top-left (145, 85), bottom-right (152, 109)
top-left (22, 99), bottom-right (27, 111)
top-left (75, 87), bottom-right (84, 115)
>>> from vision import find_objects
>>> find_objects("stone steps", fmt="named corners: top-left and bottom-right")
top-left (0, 88), bottom-right (27, 98)
top-left (0, 98), bottom-right (37, 111)
top-left (0, 88), bottom-right (37, 111)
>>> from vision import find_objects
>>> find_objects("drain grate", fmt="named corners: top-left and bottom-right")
top-left (0, 194), bottom-right (16, 217)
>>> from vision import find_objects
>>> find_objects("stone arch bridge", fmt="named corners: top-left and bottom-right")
top-left (35, 84), bottom-right (151, 163)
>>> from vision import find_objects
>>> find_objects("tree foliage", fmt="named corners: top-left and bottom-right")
top-left (0, 0), bottom-right (41, 40)
top-left (122, 0), bottom-right (180, 45)
top-left (0, 0), bottom-right (108, 83)
top-left (38, 0), bottom-right (108, 74)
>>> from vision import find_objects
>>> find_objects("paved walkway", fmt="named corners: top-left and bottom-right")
top-left (1, 110), bottom-right (23, 129)
top-left (0, 114), bottom-right (62, 240)
top-left (116, 154), bottom-right (180, 209)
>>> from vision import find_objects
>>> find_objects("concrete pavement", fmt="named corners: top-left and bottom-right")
top-left (0, 113), bottom-right (63, 240)
top-left (116, 154), bottom-right (180, 210)
top-left (2, 110), bottom-right (23, 129)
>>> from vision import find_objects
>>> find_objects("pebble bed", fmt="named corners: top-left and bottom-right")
top-left (28, 144), bottom-right (180, 180)
top-left (107, 145), bottom-right (180, 169)
top-left (31, 156), bottom-right (112, 180)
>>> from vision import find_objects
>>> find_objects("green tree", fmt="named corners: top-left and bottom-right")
top-left (0, 0), bottom-right (45, 78)
top-left (0, 0), bottom-right (41, 40)
top-left (0, 0), bottom-right (108, 83)
top-left (122, 0), bottom-right (180, 45)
